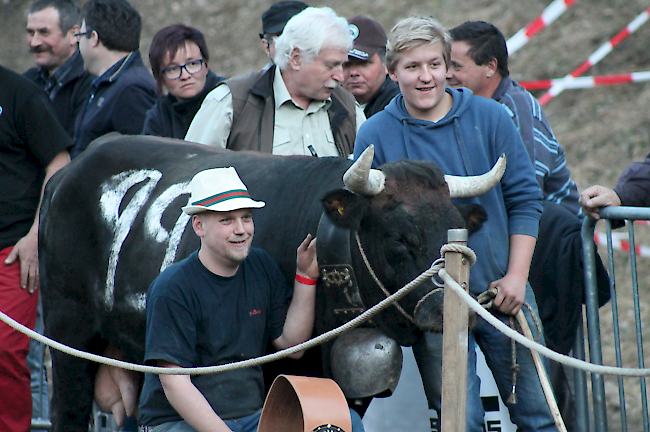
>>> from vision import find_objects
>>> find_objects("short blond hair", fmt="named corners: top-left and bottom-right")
top-left (386, 16), bottom-right (452, 73)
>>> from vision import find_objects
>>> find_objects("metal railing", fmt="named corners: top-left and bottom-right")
top-left (580, 206), bottom-right (650, 432)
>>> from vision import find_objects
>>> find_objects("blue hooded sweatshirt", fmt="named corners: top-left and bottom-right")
top-left (353, 87), bottom-right (543, 295)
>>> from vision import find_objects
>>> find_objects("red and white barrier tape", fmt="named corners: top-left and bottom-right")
top-left (594, 221), bottom-right (650, 258)
top-left (538, 6), bottom-right (650, 106)
top-left (519, 71), bottom-right (650, 90)
top-left (507, 0), bottom-right (579, 55)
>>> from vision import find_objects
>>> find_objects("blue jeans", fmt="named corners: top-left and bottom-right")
top-left (412, 284), bottom-right (557, 432)
top-left (146, 410), bottom-right (262, 432)
top-left (144, 408), bottom-right (364, 432)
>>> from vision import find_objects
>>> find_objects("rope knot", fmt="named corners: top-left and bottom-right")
top-left (439, 243), bottom-right (477, 266)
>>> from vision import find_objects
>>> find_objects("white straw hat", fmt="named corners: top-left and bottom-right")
top-left (182, 167), bottom-right (265, 215)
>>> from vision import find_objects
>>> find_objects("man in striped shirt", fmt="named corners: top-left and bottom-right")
top-left (447, 20), bottom-right (581, 216)
top-left (446, 20), bottom-right (609, 432)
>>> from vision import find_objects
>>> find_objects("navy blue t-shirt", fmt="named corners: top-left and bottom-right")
top-left (138, 248), bottom-right (291, 425)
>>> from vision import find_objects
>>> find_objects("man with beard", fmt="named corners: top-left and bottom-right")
top-left (25, 0), bottom-right (92, 137)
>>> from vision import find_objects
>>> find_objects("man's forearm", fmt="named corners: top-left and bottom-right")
top-left (282, 282), bottom-right (316, 343)
top-left (159, 373), bottom-right (231, 432)
top-left (489, 234), bottom-right (537, 315)
top-left (507, 234), bottom-right (536, 281)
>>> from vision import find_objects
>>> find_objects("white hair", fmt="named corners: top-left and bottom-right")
top-left (274, 7), bottom-right (352, 70)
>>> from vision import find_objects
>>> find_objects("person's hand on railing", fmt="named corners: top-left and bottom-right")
top-left (579, 185), bottom-right (622, 219)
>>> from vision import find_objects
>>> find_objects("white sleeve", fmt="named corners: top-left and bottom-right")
top-left (354, 103), bottom-right (366, 133)
top-left (184, 84), bottom-right (233, 148)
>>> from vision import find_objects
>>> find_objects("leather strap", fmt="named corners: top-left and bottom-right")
top-left (316, 214), bottom-right (367, 322)
top-left (258, 375), bottom-right (352, 432)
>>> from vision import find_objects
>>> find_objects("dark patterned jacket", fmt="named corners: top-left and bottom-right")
top-left (24, 50), bottom-right (92, 138)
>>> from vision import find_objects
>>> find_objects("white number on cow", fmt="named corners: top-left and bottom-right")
top-left (100, 170), bottom-right (191, 310)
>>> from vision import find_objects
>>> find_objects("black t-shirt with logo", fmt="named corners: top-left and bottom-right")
top-left (139, 248), bottom-right (291, 426)
top-left (0, 65), bottom-right (73, 251)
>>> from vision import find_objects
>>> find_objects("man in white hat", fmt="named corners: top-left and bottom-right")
top-left (138, 167), bottom-right (318, 432)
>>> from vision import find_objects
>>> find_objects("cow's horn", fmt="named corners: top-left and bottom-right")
top-left (445, 154), bottom-right (506, 198)
top-left (343, 145), bottom-right (386, 196)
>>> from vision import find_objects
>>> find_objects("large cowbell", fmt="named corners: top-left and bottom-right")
top-left (316, 214), bottom-right (403, 399)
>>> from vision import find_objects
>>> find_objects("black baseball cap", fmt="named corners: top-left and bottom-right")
top-left (260, 1), bottom-right (309, 37)
top-left (348, 15), bottom-right (387, 60)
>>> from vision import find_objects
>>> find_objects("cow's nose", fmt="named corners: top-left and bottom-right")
top-left (413, 288), bottom-right (445, 332)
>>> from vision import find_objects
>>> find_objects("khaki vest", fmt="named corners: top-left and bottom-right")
top-left (225, 67), bottom-right (357, 157)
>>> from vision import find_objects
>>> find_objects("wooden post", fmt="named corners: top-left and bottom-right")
top-left (440, 229), bottom-right (471, 432)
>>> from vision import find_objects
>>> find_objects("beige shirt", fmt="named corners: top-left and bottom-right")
top-left (185, 66), bottom-right (365, 156)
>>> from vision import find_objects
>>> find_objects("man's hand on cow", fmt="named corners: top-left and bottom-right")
top-left (4, 228), bottom-right (39, 293)
top-left (296, 234), bottom-right (318, 280)
top-left (488, 273), bottom-right (526, 316)
top-left (579, 185), bottom-right (621, 219)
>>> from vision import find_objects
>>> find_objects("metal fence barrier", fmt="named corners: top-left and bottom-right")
top-left (580, 206), bottom-right (650, 432)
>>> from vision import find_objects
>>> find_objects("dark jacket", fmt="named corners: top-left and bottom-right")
top-left (225, 67), bottom-right (358, 157)
top-left (615, 153), bottom-right (650, 207)
top-left (24, 50), bottom-right (92, 138)
top-left (142, 71), bottom-right (225, 139)
top-left (72, 50), bottom-right (156, 158)
top-left (529, 201), bottom-right (610, 354)
top-left (362, 75), bottom-right (399, 119)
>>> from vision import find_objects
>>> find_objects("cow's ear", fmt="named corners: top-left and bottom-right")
top-left (455, 204), bottom-right (488, 236)
top-left (322, 189), bottom-right (369, 229)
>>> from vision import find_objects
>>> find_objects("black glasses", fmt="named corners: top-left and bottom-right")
top-left (162, 59), bottom-right (204, 80)
top-left (74, 31), bottom-right (88, 39)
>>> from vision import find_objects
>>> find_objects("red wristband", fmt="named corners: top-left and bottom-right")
top-left (295, 274), bottom-right (318, 285)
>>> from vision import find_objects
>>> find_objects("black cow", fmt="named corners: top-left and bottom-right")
top-left (39, 134), bottom-right (502, 431)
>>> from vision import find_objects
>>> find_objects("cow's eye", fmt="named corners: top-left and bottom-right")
top-left (386, 233), bottom-right (409, 255)
top-left (405, 233), bottom-right (421, 250)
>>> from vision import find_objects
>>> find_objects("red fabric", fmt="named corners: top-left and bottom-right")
top-left (0, 246), bottom-right (38, 432)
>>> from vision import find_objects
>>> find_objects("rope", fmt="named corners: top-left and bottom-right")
top-left (0, 244), bottom-right (455, 375)
top-left (355, 234), bottom-right (477, 325)
top-left (4, 242), bottom-right (650, 379)
top-left (476, 286), bottom-right (544, 405)
top-left (438, 268), bottom-right (650, 377)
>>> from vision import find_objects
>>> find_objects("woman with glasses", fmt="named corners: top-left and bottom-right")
top-left (142, 24), bottom-right (225, 139)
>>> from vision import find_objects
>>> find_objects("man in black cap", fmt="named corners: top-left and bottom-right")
top-left (259, 0), bottom-right (308, 67)
top-left (343, 15), bottom-right (399, 118)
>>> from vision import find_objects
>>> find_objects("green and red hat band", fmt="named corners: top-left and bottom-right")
top-left (192, 189), bottom-right (251, 209)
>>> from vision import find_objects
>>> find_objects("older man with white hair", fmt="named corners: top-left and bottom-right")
top-left (185, 6), bottom-right (365, 158)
